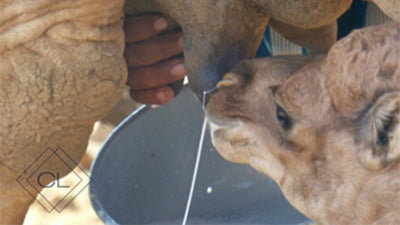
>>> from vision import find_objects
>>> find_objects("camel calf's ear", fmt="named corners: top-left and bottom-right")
top-left (359, 92), bottom-right (400, 170)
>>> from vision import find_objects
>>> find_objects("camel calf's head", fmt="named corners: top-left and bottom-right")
top-left (206, 21), bottom-right (400, 224)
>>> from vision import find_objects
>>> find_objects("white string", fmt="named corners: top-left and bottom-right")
top-left (182, 116), bottom-right (208, 225)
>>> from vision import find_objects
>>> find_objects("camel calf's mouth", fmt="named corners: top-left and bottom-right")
top-left (209, 120), bottom-right (256, 149)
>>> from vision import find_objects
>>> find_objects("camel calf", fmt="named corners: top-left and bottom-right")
top-left (206, 21), bottom-right (400, 224)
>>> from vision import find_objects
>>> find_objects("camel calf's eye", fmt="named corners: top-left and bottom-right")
top-left (276, 105), bottom-right (292, 130)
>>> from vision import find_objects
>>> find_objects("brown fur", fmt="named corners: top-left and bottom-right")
top-left (207, 21), bottom-right (400, 225)
top-left (0, 0), bottom-right (353, 223)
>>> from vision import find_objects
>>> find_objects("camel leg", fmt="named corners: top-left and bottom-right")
top-left (0, 37), bottom-right (127, 225)
top-left (0, 1), bottom-right (126, 223)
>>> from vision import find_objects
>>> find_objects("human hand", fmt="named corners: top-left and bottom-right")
top-left (124, 14), bottom-right (186, 105)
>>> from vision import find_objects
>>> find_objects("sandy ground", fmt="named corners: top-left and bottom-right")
top-left (23, 89), bottom-right (139, 225)
top-left (21, 83), bottom-right (187, 224)
top-left (24, 122), bottom-right (114, 225)
top-left (23, 122), bottom-right (115, 225)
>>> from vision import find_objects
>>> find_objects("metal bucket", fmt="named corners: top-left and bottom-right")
top-left (90, 87), bottom-right (309, 224)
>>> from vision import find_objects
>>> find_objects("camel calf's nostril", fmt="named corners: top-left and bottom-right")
top-left (217, 79), bottom-right (236, 89)
top-left (217, 73), bottom-right (239, 89)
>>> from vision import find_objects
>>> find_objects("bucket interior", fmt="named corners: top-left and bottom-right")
top-left (90, 87), bottom-right (309, 224)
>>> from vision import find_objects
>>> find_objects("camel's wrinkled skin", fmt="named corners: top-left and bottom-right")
top-left (1, 1), bottom-right (127, 224)
top-left (0, 0), bottom-right (397, 223)
top-left (206, 21), bottom-right (400, 225)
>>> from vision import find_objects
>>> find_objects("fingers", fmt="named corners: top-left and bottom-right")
top-left (124, 13), bottom-right (186, 105)
top-left (124, 14), bottom-right (168, 42)
top-left (128, 57), bottom-right (186, 105)
top-left (130, 86), bottom-right (175, 105)
top-left (124, 31), bottom-right (184, 67)
top-left (127, 57), bottom-right (186, 90)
